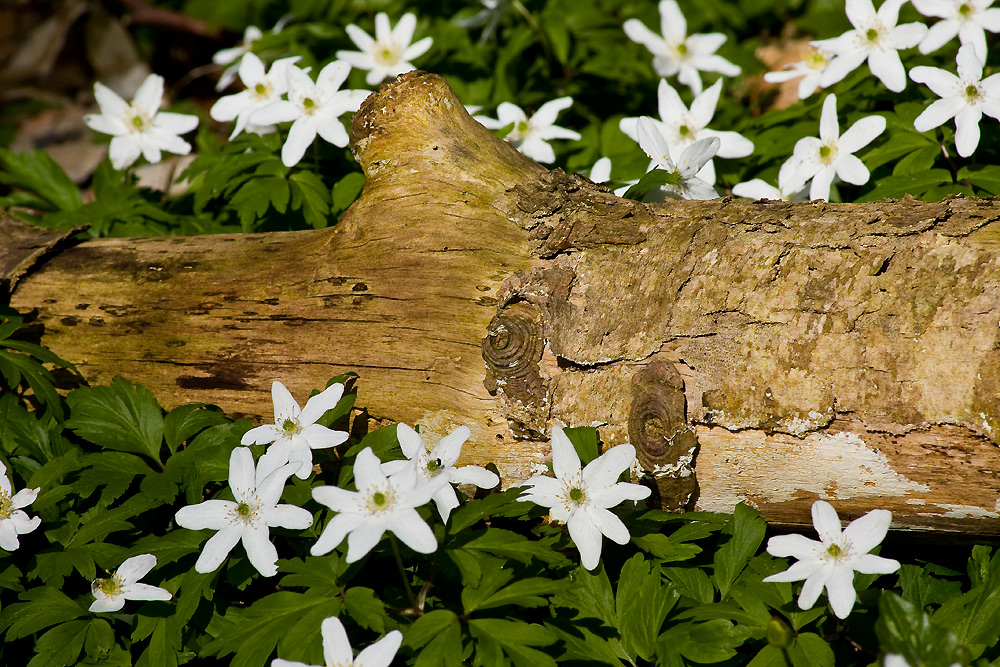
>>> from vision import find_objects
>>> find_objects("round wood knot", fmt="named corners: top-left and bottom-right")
top-left (482, 302), bottom-right (544, 395)
top-left (628, 360), bottom-right (698, 510)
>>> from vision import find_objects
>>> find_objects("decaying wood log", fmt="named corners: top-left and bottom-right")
top-left (5, 71), bottom-right (1000, 534)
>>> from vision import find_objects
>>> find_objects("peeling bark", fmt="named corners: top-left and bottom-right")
top-left (5, 71), bottom-right (1000, 533)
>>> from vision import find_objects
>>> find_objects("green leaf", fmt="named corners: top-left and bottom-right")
top-left (663, 566), bottom-right (716, 604)
top-left (84, 617), bottom-right (115, 661)
top-left (135, 616), bottom-right (182, 667)
top-left (0, 147), bottom-right (83, 212)
top-left (551, 565), bottom-right (617, 627)
top-left (959, 164), bottom-right (1000, 195)
top-left (331, 171), bottom-right (365, 217)
top-left (343, 587), bottom-right (387, 633)
top-left (163, 404), bottom-right (229, 453)
top-left (892, 143), bottom-right (941, 176)
top-left (202, 590), bottom-right (342, 667)
top-left (883, 592), bottom-right (963, 667)
top-left (656, 619), bottom-right (749, 663)
top-left (231, 176), bottom-right (290, 230)
top-left (289, 171), bottom-right (332, 228)
top-left (631, 532), bottom-right (701, 562)
top-left (898, 563), bottom-right (962, 609)
top-left (447, 487), bottom-right (524, 535)
top-left (0, 588), bottom-right (87, 641)
top-left (787, 632), bottom-right (835, 667)
top-left (616, 554), bottom-right (679, 661)
top-left (456, 527), bottom-right (571, 566)
top-left (468, 619), bottom-right (557, 667)
top-left (857, 169), bottom-right (952, 202)
top-left (544, 619), bottom-right (627, 666)
top-left (478, 577), bottom-right (568, 611)
top-left (65, 378), bottom-right (165, 464)
top-left (403, 609), bottom-right (461, 650)
top-left (713, 502), bottom-right (766, 599)
top-left (27, 619), bottom-right (89, 667)
top-left (563, 426), bottom-right (599, 465)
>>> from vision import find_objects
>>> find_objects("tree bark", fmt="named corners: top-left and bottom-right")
top-left (5, 71), bottom-right (1000, 534)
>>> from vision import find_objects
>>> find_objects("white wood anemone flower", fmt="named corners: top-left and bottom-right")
top-left (83, 74), bottom-right (199, 170)
top-left (620, 79), bottom-right (753, 185)
top-left (909, 44), bottom-right (1000, 157)
top-left (175, 447), bottom-right (312, 577)
top-left (475, 98), bottom-right (582, 164)
top-left (913, 0), bottom-right (1000, 58)
top-left (791, 93), bottom-right (885, 201)
top-left (241, 380), bottom-right (350, 480)
top-left (763, 500), bottom-right (900, 619)
top-left (732, 157), bottom-right (810, 201)
top-left (623, 0), bottom-right (741, 96)
top-left (90, 554), bottom-right (171, 613)
top-left (0, 460), bottom-right (40, 552)
top-left (814, 0), bottom-right (928, 93)
top-left (209, 53), bottom-right (301, 139)
top-left (213, 25), bottom-right (264, 91)
top-left (763, 45), bottom-right (834, 100)
top-left (272, 616), bottom-right (402, 667)
top-left (381, 423), bottom-right (500, 522)
top-left (251, 61), bottom-right (370, 168)
top-left (635, 116), bottom-right (720, 201)
top-left (311, 447), bottom-right (449, 563)
top-left (335, 12), bottom-right (433, 86)
top-left (518, 426), bottom-right (651, 571)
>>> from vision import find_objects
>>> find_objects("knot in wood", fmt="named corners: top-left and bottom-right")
top-left (628, 360), bottom-right (698, 511)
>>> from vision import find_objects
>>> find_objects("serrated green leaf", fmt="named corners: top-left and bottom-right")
top-left (883, 592), bottom-right (963, 666)
top-left (0, 588), bottom-right (87, 641)
top-left (959, 164), bottom-right (1000, 195)
top-left (657, 619), bottom-right (749, 663)
top-left (0, 349), bottom-right (66, 420)
top-left (563, 426), bottom-right (599, 465)
top-left (202, 590), bottom-right (342, 667)
top-left (84, 618), bottom-right (115, 661)
top-left (163, 404), bottom-right (229, 453)
top-left (403, 609), bottom-right (460, 650)
top-left (289, 171), bottom-right (332, 229)
top-left (135, 616), bottom-right (181, 667)
top-left (343, 587), bottom-right (386, 633)
top-left (231, 176), bottom-right (290, 230)
top-left (447, 487), bottom-right (524, 535)
top-left (616, 554), bottom-right (678, 661)
top-left (663, 566), bottom-right (715, 604)
top-left (898, 563), bottom-right (962, 609)
top-left (0, 147), bottom-right (82, 212)
top-left (631, 532), bottom-right (701, 562)
top-left (468, 619), bottom-right (557, 667)
top-left (414, 617), bottom-right (465, 667)
top-left (544, 619), bottom-right (627, 666)
top-left (27, 619), bottom-right (89, 667)
top-left (331, 171), bottom-right (364, 216)
top-left (457, 527), bottom-right (570, 566)
top-left (551, 565), bottom-right (617, 627)
top-left (787, 632), bottom-right (834, 667)
top-left (65, 378), bottom-right (165, 464)
top-left (478, 576), bottom-right (567, 611)
top-left (713, 502), bottom-right (766, 599)
top-left (462, 566), bottom-right (515, 614)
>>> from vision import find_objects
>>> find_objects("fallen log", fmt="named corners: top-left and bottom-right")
top-left (5, 71), bottom-right (1000, 534)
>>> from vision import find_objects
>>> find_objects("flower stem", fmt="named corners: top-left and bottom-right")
top-left (388, 533), bottom-right (418, 612)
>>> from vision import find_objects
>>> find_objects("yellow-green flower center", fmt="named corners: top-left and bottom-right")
top-left (254, 82), bottom-right (269, 97)
top-left (807, 49), bottom-right (830, 70)
top-left (516, 120), bottom-right (530, 135)
top-left (676, 41), bottom-right (689, 57)
top-left (568, 486), bottom-right (586, 504)
top-left (865, 27), bottom-right (880, 42)
top-left (130, 114), bottom-right (148, 131)
top-left (959, 2), bottom-right (973, 17)
top-left (426, 458), bottom-right (441, 474)
top-left (93, 575), bottom-right (123, 599)
top-left (236, 501), bottom-right (253, 518)
top-left (374, 42), bottom-right (401, 66)
top-left (282, 418), bottom-right (298, 436)
top-left (826, 543), bottom-right (843, 559)
top-left (965, 83), bottom-right (981, 101)
top-left (818, 142), bottom-right (837, 163)
top-left (679, 125), bottom-right (691, 137)
top-left (302, 97), bottom-right (317, 114)
top-left (0, 492), bottom-right (11, 519)
top-left (366, 487), bottom-right (394, 513)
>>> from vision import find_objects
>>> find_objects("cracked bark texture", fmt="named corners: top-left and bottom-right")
top-left (5, 71), bottom-right (1000, 533)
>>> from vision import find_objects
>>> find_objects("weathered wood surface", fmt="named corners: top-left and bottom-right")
top-left (5, 71), bottom-right (1000, 533)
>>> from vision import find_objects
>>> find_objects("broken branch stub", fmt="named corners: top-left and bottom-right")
top-left (5, 71), bottom-right (1000, 533)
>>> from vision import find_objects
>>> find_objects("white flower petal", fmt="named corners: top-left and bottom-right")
top-left (300, 383), bottom-right (345, 425)
top-left (355, 630), bottom-right (403, 667)
top-left (116, 554), bottom-right (157, 583)
top-left (550, 426), bottom-right (582, 481)
top-left (242, 523), bottom-right (279, 576)
top-left (567, 511), bottom-right (604, 570)
top-left (321, 617), bottom-right (354, 667)
top-left (195, 524), bottom-right (243, 573)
